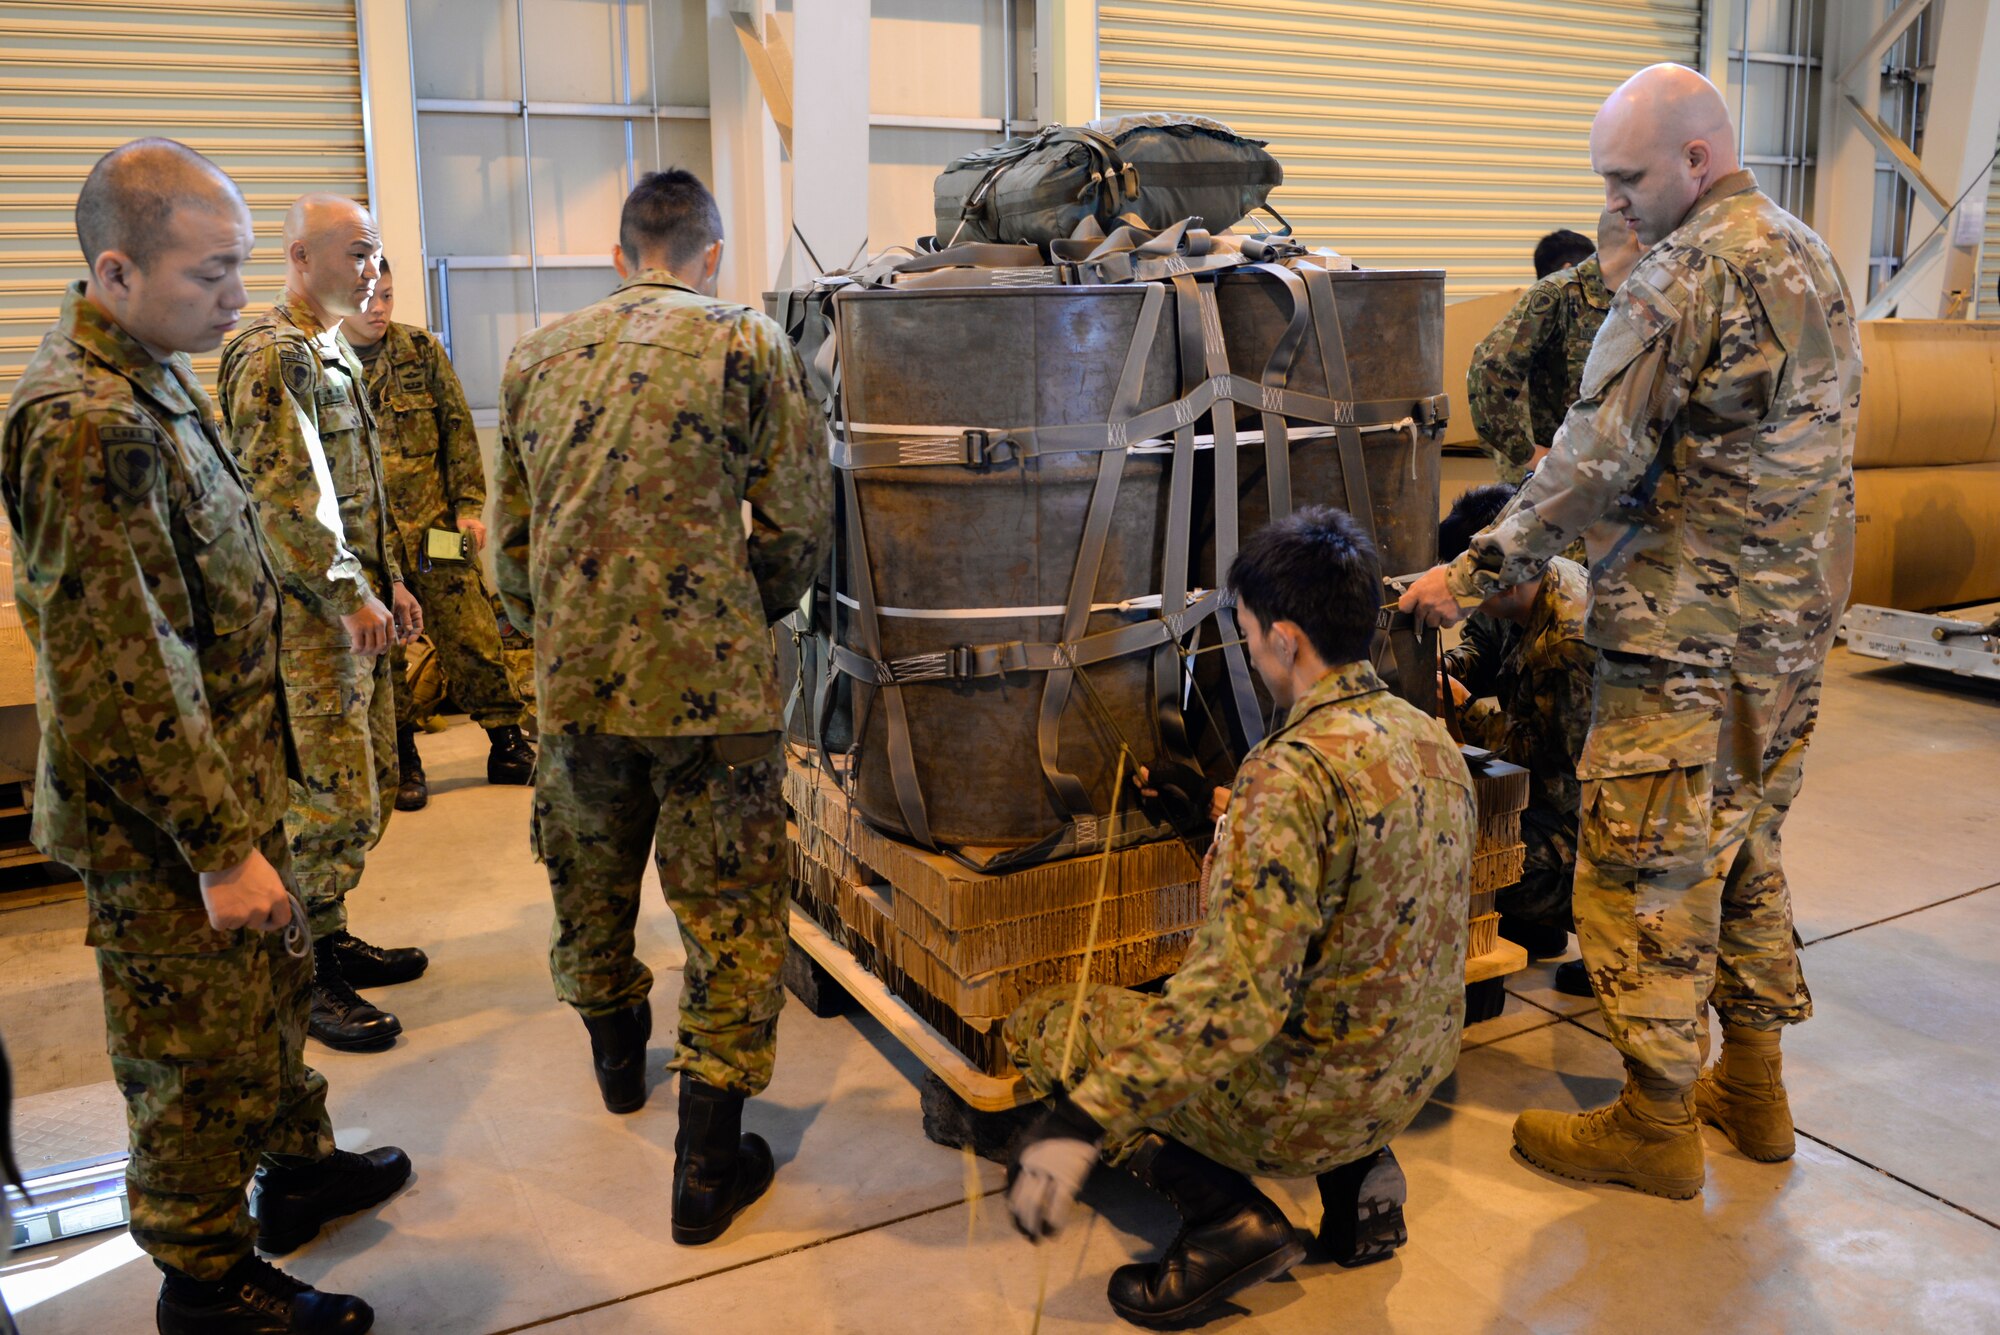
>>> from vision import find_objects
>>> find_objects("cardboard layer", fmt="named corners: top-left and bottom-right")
top-left (1851, 461), bottom-right (2000, 610)
top-left (1854, 321), bottom-right (2000, 470)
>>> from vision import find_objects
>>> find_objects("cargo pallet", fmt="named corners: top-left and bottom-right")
top-left (783, 753), bottom-right (1529, 1111)
top-left (0, 778), bottom-right (80, 910)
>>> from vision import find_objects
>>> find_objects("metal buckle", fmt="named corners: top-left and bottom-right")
top-left (960, 429), bottom-right (1014, 466)
top-left (947, 645), bottom-right (975, 680)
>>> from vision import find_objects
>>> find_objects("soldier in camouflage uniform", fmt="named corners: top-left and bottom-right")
top-left (341, 257), bottom-right (534, 811)
top-left (1006, 507), bottom-right (1474, 1329)
top-left (2, 139), bottom-right (407, 1335)
top-left (220, 194), bottom-right (429, 1055)
top-left (1402, 65), bottom-right (1860, 1197)
top-left (1439, 484), bottom-right (1596, 990)
top-left (1468, 210), bottom-right (1645, 484)
top-left (494, 169), bottom-right (829, 1246)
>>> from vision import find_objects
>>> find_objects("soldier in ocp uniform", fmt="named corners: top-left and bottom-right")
top-left (1, 138), bottom-right (407, 1335)
top-left (1005, 508), bottom-right (1475, 1330)
top-left (1469, 209), bottom-right (1645, 484)
top-left (220, 195), bottom-right (429, 1054)
top-left (341, 257), bottom-right (535, 811)
top-left (494, 169), bottom-right (830, 1245)
top-left (1403, 65), bottom-right (1862, 1198)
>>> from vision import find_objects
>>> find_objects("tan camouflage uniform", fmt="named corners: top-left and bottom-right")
top-left (1444, 171), bottom-right (1860, 1090)
top-left (494, 269), bottom-right (830, 1095)
top-left (1467, 256), bottom-right (1611, 484)
top-left (220, 294), bottom-right (402, 938)
top-left (1, 286), bottom-right (332, 1279)
top-left (1005, 662), bottom-right (1475, 1176)
top-left (1443, 556), bottom-right (1595, 932)
top-left (357, 320), bottom-right (526, 731)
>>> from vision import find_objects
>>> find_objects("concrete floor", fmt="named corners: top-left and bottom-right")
top-left (4, 641), bottom-right (1999, 1333)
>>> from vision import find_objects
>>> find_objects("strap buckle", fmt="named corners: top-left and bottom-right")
top-left (961, 429), bottom-right (1015, 466)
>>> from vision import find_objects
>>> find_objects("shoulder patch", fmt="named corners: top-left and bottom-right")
top-left (99, 422), bottom-right (162, 501)
top-left (278, 343), bottom-right (316, 399)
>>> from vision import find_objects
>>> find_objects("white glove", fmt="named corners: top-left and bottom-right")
top-left (1007, 1135), bottom-right (1100, 1240)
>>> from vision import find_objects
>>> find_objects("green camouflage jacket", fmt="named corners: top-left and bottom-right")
top-left (1442, 556), bottom-right (1593, 826)
top-left (357, 319), bottom-right (482, 576)
top-left (1467, 256), bottom-right (1610, 484)
top-left (1447, 172), bottom-right (1862, 674)
top-left (1067, 661), bottom-right (1475, 1163)
top-left (0, 285), bottom-right (288, 882)
top-left (493, 269), bottom-right (831, 736)
top-left (219, 294), bottom-right (401, 650)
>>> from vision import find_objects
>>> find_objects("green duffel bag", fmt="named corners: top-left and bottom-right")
top-left (933, 112), bottom-right (1285, 247)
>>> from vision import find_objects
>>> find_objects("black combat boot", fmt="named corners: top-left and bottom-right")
top-left (672, 1076), bottom-right (774, 1245)
top-left (308, 938), bottom-right (402, 1052)
top-left (1315, 1145), bottom-right (1409, 1267)
top-left (323, 930), bottom-right (428, 988)
top-left (1106, 1134), bottom-right (1305, 1329)
top-left (1498, 915), bottom-right (1569, 960)
top-left (252, 1147), bottom-right (413, 1255)
top-left (485, 724), bottom-right (535, 785)
top-left (1554, 958), bottom-right (1595, 998)
top-left (394, 725), bottom-right (427, 812)
top-left (156, 1253), bottom-right (372, 1334)
top-left (580, 1001), bottom-right (653, 1114)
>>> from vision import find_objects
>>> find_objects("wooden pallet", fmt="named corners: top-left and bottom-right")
top-left (0, 779), bottom-right (81, 909)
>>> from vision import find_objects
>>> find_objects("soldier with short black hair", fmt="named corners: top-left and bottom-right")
top-left (342, 256), bottom-right (535, 811)
top-left (494, 167), bottom-right (830, 1245)
top-left (3, 137), bottom-right (406, 1335)
top-left (1470, 210), bottom-right (1646, 484)
top-left (1004, 506), bottom-right (1475, 1330)
top-left (1403, 64), bottom-right (1862, 1197)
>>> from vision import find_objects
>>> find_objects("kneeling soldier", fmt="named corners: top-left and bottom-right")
top-left (1005, 506), bottom-right (1475, 1329)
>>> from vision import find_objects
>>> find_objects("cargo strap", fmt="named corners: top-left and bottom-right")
top-left (829, 385), bottom-right (1448, 469)
top-left (827, 591), bottom-right (1222, 686)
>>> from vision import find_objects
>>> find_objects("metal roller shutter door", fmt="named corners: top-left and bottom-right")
top-left (1980, 132), bottom-right (2000, 319)
top-left (0, 0), bottom-right (369, 413)
top-left (1098, 0), bottom-right (1705, 298)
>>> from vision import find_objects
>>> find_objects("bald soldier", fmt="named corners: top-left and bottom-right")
top-left (342, 258), bottom-right (535, 812)
top-left (220, 195), bottom-right (427, 1053)
top-left (1469, 209), bottom-right (1645, 484)
top-left (2, 139), bottom-right (406, 1335)
top-left (1403, 65), bottom-right (1861, 1198)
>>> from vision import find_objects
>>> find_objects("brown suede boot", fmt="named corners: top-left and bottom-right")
top-left (1693, 1024), bottom-right (1795, 1162)
top-left (1513, 1078), bottom-right (1705, 1200)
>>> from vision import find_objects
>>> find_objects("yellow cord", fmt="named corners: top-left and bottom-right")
top-left (1058, 746), bottom-right (1127, 1086)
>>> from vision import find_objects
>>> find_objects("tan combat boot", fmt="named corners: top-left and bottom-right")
top-left (1693, 1024), bottom-right (1795, 1162)
top-left (1513, 1081), bottom-right (1705, 1200)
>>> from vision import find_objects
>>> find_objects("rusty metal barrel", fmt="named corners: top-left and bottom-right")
top-left (792, 264), bottom-right (1446, 858)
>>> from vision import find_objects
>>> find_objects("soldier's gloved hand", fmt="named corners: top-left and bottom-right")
top-left (1133, 762), bottom-right (1224, 839)
top-left (1006, 1093), bottom-right (1104, 1242)
top-left (197, 849), bottom-right (293, 933)
top-left (342, 595), bottom-right (396, 655)
top-left (391, 580), bottom-right (425, 645)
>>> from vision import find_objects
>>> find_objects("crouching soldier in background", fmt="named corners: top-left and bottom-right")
top-left (1004, 506), bottom-right (1475, 1330)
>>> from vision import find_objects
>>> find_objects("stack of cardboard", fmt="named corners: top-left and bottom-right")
top-left (1465, 750), bottom-right (1530, 958)
top-left (785, 754), bottom-right (1203, 1075)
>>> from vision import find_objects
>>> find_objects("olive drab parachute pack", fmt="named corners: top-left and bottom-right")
top-left (933, 113), bottom-right (1286, 247)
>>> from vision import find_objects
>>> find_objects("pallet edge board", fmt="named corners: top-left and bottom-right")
top-left (788, 903), bottom-right (1032, 1113)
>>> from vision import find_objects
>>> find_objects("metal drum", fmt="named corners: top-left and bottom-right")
top-left (802, 266), bottom-right (1447, 854)
top-left (835, 285), bottom-right (1178, 849)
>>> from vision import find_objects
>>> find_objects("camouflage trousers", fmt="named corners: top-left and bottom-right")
top-left (86, 825), bottom-right (333, 1279)
top-left (281, 645), bottom-right (397, 937)
top-left (390, 559), bottom-right (526, 730)
top-left (533, 731), bottom-right (788, 1096)
top-left (1574, 651), bottom-right (1818, 1092)
top-left (1005, 986), bottom-right (1402, 1179)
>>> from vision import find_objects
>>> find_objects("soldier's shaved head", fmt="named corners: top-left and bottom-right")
top-left (283, 192), bottom-right (382, 326)
top-left (1591, 64), bottom-right (1742, 247)
top-left (75, 137), bottom-right (243, 271)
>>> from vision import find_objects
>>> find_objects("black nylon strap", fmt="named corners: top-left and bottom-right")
top-left (1034, 282), bottom-right (1166, 823)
